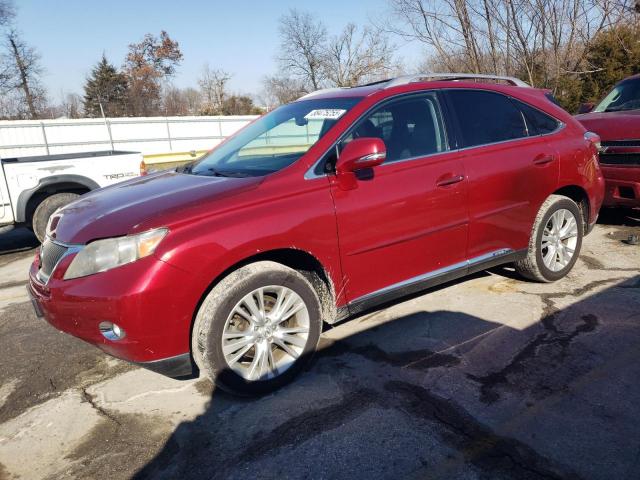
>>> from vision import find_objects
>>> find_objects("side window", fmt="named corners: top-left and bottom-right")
top-left (512, 100), bottom-right (561, 135)
top-left (446, 90), bottom-right (528, 148)
top-left (340, 93), bottom-right (447, 164)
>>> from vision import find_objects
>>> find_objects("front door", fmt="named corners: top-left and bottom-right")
top-left (328, 93), bottom-right (469, 304)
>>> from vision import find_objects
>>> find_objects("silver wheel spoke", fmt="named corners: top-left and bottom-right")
top-left (232, 305), bottom-right (253, 323)
top-left (226, 344), bottom-right (253, 366)
top-left (257, 343), bottom-right (270, 380)
top-left (242, 292), bottom-right (263, 322)
top-left (273, 289), bottom-right (295, 320)
top-left (267, 346), bottom-right (279, 377)
top-left (223, 336), bottom-right (255, 356)
top-left (223, 330), bottom-right (253, 339)
top-left (273, 337), bottom-right (300, 360)
top-left (543, 245), bottom-right (557, 269)
top-left (279, 332), bottom-right (307, 349)
top-left (247, 347), bottom-right (262, 380)
top-left (277, 301), bottom-right (305, 324)
top-left (278, 326), bottom-right (309, 335)
top-left (541, 233), bottom-right (554, 245)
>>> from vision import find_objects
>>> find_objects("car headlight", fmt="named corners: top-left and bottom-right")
top-left (64, 228), bottom-right (168, 280)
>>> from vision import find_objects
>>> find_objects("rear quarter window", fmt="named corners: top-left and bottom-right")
top-left (511, 100), bottom-right (561, 135)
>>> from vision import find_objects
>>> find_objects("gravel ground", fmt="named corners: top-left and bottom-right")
top-left (0, 209), bottom-right (638, 480)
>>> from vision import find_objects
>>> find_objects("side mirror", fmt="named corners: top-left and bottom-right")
top-left (578, 102), bottom-right (595, 114)
top-left (336, 137), bottom-right (386, 174)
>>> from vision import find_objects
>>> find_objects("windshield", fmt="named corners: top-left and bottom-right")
top-left (594, 78), bottom-right (640, 113)
top-left (185, 97), bottom-right (362, 177)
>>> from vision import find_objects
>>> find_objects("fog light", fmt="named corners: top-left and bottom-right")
top-left (99, 321), bottom-right (126, 341)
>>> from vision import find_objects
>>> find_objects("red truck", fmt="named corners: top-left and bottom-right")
top-left (28, 74), bottom-right (604, 394)
top-left (576, 74), bottom-right (640, 208)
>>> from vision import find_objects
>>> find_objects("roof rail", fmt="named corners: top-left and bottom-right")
top-left (298, 88), bottom-right (349, 100)
top-left (385, 73), bottom-right (530, 89)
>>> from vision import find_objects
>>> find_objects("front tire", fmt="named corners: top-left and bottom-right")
top-left (515, 195), bottom-right (583, 282)
top-left (192, 261), bottom-right (322, 395)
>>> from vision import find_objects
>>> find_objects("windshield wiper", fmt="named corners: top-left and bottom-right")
top-left (177, 163), bottom-right (194, 174)
top-left (200, 167), bottom-right (252, 178)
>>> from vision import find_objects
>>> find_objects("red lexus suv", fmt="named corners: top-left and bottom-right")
top-left (576, 74), bottom-right (640, 208)
top-left (28, 74), bottom-right (605, 394)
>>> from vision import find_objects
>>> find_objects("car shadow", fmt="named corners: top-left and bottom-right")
top-left (132, 274), bottom-right (640, 480)
top-left (598, 206), bottom-right (640, 227)
top-left (0, 227), bottom-right (38, 256)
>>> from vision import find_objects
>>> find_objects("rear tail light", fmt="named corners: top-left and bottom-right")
top-left (140, 160), bottom-right (148, 176)
top-left (584, 131), bottom-right (602, 152)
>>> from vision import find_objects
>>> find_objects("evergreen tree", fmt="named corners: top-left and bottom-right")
top-left (579, 23), bottom-right (640, 106)
top-left (83, 55), bottom-right (128, 117)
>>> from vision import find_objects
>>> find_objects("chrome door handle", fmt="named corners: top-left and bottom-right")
top-left (533, 154), bottom-right (555, 166)
top-left (436, 174), bottom-right (465, 187)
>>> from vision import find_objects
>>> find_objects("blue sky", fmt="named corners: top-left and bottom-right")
top-left (13, 0), bottom-right (423, 102)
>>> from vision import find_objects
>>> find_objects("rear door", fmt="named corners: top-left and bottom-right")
top-left (329, 92), bottom-right (468, 304)
top-left (0, 163), bottom-right (13, 224)
top-left (444, 89), bottom-right (560, 259)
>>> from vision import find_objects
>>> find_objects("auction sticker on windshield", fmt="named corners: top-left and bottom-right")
top-left (304, 109), bottom-right (347, 120)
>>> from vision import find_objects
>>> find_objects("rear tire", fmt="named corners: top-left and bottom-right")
top-left (192, 261), bottom-right (322, 395)
top-left (32, 192), bottom-right (80, 242)
top-left (515, 194), bottom-right (583, 282)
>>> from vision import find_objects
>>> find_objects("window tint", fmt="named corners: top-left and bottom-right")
top-left (341, 93), bottom-right (447, 164)
top-left (447, 90), bottom-right (528, 148)
top-left (513, 100), bottom-right (561, 135)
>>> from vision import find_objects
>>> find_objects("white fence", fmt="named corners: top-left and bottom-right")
top-left (0, 115), bottom-right (260, 159)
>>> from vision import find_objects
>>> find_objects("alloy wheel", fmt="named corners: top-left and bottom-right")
top-left (221, 285), bottom-right (310, 381)
top-left (541, 208), bottom-right (579, 272)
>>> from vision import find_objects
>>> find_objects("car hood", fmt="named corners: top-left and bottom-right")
top-left (575, 110), bottom-right (640, 141)
top-left (52, 171), bottom-right (263, 244)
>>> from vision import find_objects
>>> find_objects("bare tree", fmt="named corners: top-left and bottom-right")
top-left (4, 29), bottom-right (47, 119)
top-left (261, 75), bottom-right (307, 109)
top-left (198, 65), bottom-right (231, 114)
top-left (0, 0), bottom-right (13, 26)
top-left (162, 85), bottom-right (203, 116)
top-left (277, 9), bottom-right (328, 90)
top-left (385, 0), bottom-right (627, 93)
top-left (59, 92), bottom-right (83, 118)
top-left (182, 87), bottom-right (202, 115)
top-left (323, 23), bottom-right (397, 86)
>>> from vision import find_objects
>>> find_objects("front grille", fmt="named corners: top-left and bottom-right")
top-left (39, 239), bottom-right (68, 277)
top-left (601, 140), bottom-right (640, 148)
top-left (599, 153), bottom-right (640, 166)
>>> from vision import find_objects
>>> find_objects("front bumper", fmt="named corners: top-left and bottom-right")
top-left (28, 250), bottom-right (198, 377)
top-left (601, 165), bottom-right (640, 208)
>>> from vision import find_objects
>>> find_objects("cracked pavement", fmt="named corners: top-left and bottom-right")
top-left (0, 209), bottom-right (639, 480)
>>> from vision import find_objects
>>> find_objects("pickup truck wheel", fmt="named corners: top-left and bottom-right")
top-left (193, 261), bottom-right (322, 395)
top-left (515, 194), bottom-right (583, 282)
top-left (32, 192), bottom-right (79, 242)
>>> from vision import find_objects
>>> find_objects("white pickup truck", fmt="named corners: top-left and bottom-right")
top-left (0, 150), bottom-right (143, 241)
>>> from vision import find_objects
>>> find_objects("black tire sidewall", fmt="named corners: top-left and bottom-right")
top-left (32, 193), bottom-right (79, 242)
top-left (202, 268), bottom-right (322, 395)
top-left (534, 198), bottom-right (583, 282)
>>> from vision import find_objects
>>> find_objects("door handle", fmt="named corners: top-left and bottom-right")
top-left (436, 174), bottom-right (465, 187)
top-left (533, 154), bottom-right (555, 166)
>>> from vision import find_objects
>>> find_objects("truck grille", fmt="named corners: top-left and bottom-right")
top-left (39, 239), bottom-right (69, 278)
top-left (601, 140), bottom-right (640, 148)
top-left (599, 153), bottom-right (640, 166)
